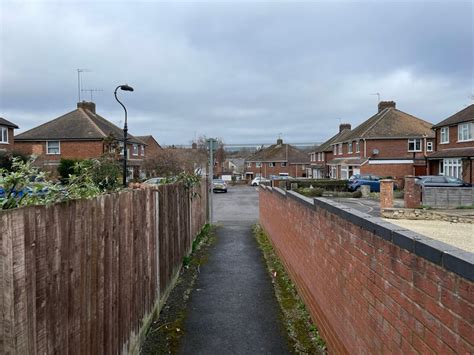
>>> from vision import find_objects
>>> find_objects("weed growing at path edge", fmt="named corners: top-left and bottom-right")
top-left (254, 225), bottom-right (327, 354)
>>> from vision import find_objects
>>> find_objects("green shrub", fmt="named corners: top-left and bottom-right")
top-left (0, 151), bottom-right (28, 171)
top-left (58, 158), bottom-right (82, 183)
top-left (352, 190), bottom-right (362, 198)
top-left (296, 187), bottom-right (324, 197)
top-left (295, 179), bottom-right (348, 191)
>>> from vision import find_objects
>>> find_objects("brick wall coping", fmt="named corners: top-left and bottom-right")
top-left (260, 185), bottom-right (474, 282)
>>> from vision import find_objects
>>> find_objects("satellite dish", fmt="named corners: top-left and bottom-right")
top-left (372, 148), bottom-right (379, 155)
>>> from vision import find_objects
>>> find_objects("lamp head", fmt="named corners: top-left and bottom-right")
top-left (120, 84), bottom-right (134, 92)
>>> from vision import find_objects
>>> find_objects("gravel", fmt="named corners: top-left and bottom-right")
top-left (385, 219), bottom-right (474, 253)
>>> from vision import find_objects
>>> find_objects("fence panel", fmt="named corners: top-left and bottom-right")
top-left (422, 186), bottom-right (474, 208)
top-left (0, 181), bottom-right (207, 355)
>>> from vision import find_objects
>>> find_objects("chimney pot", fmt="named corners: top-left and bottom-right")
top-left (77, 101), bottom-right (96, 114)
top-left (378, 101), bottom-right (396, 112)
top-left (339, 123), bottom-right (351, 133)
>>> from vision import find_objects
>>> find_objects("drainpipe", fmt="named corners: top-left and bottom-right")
top-left (363, 139), bottom-right (367, 158)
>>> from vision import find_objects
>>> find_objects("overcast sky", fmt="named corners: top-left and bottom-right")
top-left (1, 0), bottom-right (472, 145)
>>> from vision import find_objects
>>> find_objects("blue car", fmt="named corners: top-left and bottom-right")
top-left (347, 174), bottom-right (381, 192)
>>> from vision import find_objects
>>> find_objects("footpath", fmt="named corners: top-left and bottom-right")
top-left (179, 186), bottom-right (290, 354)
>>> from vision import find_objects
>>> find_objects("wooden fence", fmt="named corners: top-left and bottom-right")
top-left (0, 181), bottom-right (208, 355)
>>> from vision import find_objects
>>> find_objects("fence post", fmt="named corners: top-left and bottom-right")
top-left (380, 179), bottom-right (394, 209)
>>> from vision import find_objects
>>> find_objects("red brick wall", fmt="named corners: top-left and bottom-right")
top-left (259, 187), bottom-right (473, 354)
top-left (15, 140), bottom-right (145, 162)
top-left (435, 123), bottom-right (474, 151)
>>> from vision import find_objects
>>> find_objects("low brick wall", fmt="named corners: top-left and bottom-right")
top-left (382, 208), bottom-right (474, 224)
top-left (259, 185), bottom-right (473, 354)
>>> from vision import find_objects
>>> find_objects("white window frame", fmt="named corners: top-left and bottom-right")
top-left (338, 143), bottom-right (343, 155)
top-left (141, 145), bottom-right (145, 156)
top-left (440, 127), bottom-right (449, 144)
top-left (330, 165), bottom-right (337, 179)
top-left (268, 162), bottom-right (276, 167)
top-left (281, 162), bottom-right (287, 167)
top-left (443, 158), bottom-right (462, 179)
top-left (46, 141), bottom-right (61, 155)
top-left (0, 126), bottom-right (8, 144)
top-left (458, 123), bottom-right (473, 142)
top-left (426, 141), bottom-right (433, 152)
top-left (333, 145), bottom-right (337, 155)
top-left (132, 144), bottom-right (139, 156)
top-left (355, 141), bottom-right (360, 153)
top-left (348, 142), bottom-right (353, 154)
top-left (256, 162), bottom-right (262, 168)
top-left (408, 139), bottom-right (422, 152)
top-left (247, 162), bottom-right (252, 168)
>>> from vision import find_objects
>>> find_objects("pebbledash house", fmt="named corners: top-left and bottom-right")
top-left (427, 104), bottom-right (474, 183)
top-left (325, 101), bottom-right (434, 185)
top-left (14, 101), bottom-right (147, 179)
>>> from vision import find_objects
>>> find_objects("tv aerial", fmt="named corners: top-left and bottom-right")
top-left (81, 88), bottom-right (103, 101)
top-left (77, 68), bottom-right (92, 101)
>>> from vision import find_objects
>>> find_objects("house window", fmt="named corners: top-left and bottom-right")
top-left (141, 145), bottom-right (145, 156)
top-left (256, 162), bottom-right (262, 168)
top-left (443, 158), bottom-right (462, 178)
top-left (439, 161), bottom-right (444, 175)
top-left (321, 152), bottom-right (325, 161)
top-left (46, 141), bottom-right (60, 155)
top-left (458, 123), bottom-right (472, 142)
top-left (355, 141), bottom-right (360, 153)
top-left (426, 141), bottom-right (433, 152)
top-left (119, 142), bottom-right (124, 155)
top-left (408, 139), bottom-right (422, 152)
top-left (440, 127), bottom-right (449, 144)
top-left (333, 145), bottom-right (337, 155)
top-left (281, 162), bottom-right (287, 167)
top-left (268, 162), bottom-right (276, 167)
top-left (338, 143), bottom-right (343, 155)
top-left (0, 127), bottom-right (8, 143)
top-left (330, 166), bottom-right (337, 179)
top-left (247, 162), bottom-right (252, 168)
top-left (348, 142), bottom-right (353, 154)
top-left (341, 166), bottom-right (349, 180)
top-left (132, 144), bottom-right (139, 156)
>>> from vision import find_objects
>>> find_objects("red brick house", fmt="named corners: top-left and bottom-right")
top-left (328, 101), bottom-right (434, 183)
top-left (0, 117), bottom-right (19, 153)
top-left (244, 138), bottom-right (310, 180)
top-left (136, 135), bottom-right (162, 158)
top-left (14, 101), bottom-right (146, 178)
top-left (309, 124), bottom-right (351, 178)
top-left (427, 104), bottom-right (474, 183)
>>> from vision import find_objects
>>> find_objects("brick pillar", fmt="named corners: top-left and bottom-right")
top-left (380, 179), bottom-right (394, 209)
top-left (404, 175), bottom-right (421, 208)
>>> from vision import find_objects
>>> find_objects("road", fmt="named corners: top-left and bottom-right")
top-left (329, 197), bottom-right (404, 217)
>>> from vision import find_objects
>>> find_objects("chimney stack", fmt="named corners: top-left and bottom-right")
top-left (378, 101), bottom-right (396, 112)
top-left (191, 142), bottom-right (197, 150)
top-left (339, 123), bottom-right (351, 132)
top-left (77, 101), bottom-right (96, 113)
top-left (276, 138), bottom-right (283, 145)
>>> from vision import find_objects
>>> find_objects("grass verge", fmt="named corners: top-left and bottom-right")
top-left (253, 224), bottom-right (326, 354)
top-left (140, 224), bottom-right (216, 354)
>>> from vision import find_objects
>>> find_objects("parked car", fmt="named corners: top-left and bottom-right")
top-left (212, 179), bottom-right (228, 193)
top-left (415, 176), bottom-right (472, 187)
top-left (251, 177), bottom-right (271, 186)
top-left (144, 177), bottom-right (176, 185)
top-left (347, 174), bottom-right (381, 192)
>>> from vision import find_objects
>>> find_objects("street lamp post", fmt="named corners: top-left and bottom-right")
top-left (114, 84), bottom-right (134, 187)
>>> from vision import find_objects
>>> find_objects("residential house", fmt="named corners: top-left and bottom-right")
top-left (309, 124), bottom-right (351, 179)
top-left (244, 138), bottom-right (310, 180)
top-left (328, 101), bottom-right (434, 184)
top-left (427, 104), bottom-right (474, 183)
top-left (136, 135), bottom-right (162, 158)
top-left (14, 101), bottom-right (147, 179)
top-left (224, 158), bottom-right (245, 179)
top-left (0, 117), bottom-right (19, 153)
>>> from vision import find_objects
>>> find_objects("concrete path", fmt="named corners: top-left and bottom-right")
top-left (179, 186), bottom-right (290, 354)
